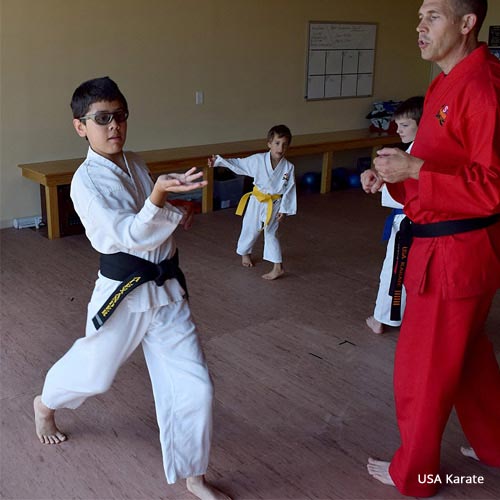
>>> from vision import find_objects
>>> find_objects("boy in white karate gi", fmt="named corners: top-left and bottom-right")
top-left (361, 96), bottom-right (423, 334)
top-left (33, 77), bottom-right (230, 500)
top-left (208, 125), bottom-right (297, 280)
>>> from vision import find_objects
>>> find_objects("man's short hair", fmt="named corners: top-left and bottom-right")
top-left (393, 96), bottom-right (425, 125)
top-left (267, 124), bottom-right (292, 144)
top-left (450, 0), bottom-right (487, 34)
top-left (70, 76), bottom-right (128, 119)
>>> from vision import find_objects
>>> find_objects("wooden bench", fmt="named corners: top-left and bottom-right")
top-left (19, 128), bottom-right (397, 239)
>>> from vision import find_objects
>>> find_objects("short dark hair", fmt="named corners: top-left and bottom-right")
top-left (393, 96), bottom-right (424, 125)
top-left (70, 76), bottom-right (128, 119)
top-left (267, 124), bottom-right (292, 144)
top-left (450, 0), bottom-right (487, 34)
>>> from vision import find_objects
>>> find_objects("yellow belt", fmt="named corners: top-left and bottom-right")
top-left (235, 186), bottom-right (281, 226)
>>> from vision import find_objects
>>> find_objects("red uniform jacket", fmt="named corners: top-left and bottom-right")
top-left (388, 44), bottom-right (500, 299)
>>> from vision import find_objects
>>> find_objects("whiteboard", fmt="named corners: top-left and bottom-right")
top-left (305, 22), bottom-right (377, 100)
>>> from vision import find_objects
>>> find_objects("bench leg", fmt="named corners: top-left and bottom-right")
top-left (202, 166), bottom-right (213, 213)
top-left (320, 151), bottom-right (333, 194)
top-left (45, 185), bottom-right (60, 239)
top-left (372, 145), bottom-right (382, 159)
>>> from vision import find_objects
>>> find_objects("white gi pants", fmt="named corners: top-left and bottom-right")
top-left (41, 294), bottom-right (213, 484)
top-left (373, 213), bottom-right (407, 327)
top-left (237, 197), bottom-right (282, 263)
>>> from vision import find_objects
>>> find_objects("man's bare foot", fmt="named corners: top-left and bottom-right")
top-left (367, 457), bottom-right (395, 486)
top-left (461, 446), bottom-right (479, 461)
top-left (186, 475), bottom-right (231, 500)
top-left (34, 395), bottom-right (67, 445)
top-left (241, 255), bottom-right (253, 268)
top-left (262, 263), bottom-right (284, 280)
top-left (366, 316), bottom-right (384, 334)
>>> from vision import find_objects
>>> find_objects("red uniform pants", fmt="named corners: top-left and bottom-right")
top-left (388, 256), bottom-right (500, 497)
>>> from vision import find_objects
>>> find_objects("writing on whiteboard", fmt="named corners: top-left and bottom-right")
top-left (310, 23), bottom-right (376, 50)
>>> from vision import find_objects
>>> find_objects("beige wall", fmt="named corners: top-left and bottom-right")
top-left (0, 0), bottom-right (497, 226)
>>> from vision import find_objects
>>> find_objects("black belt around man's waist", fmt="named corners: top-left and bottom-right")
top-left (389, 213), bottom-right (500, 322)
top-left (92, 249), bottom-right (188, 330)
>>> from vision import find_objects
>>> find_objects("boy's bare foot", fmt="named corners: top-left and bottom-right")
top-left (241, 254), bottom-right (253, 268)
top-left (366, 316), bottom-right (384, 334)
top-left (34, 395), bottom-right (67, 445)
top-left (262, 263), bottom-right (284, 280)
top-left (186, 475), bottom-right (232, 500)
top-left (461, 446), bottom-right (479, 461)
top-left (367, 457), bottom-right (395, 486)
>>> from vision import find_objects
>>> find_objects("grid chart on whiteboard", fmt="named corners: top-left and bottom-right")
top-left (306, 22), bottom-right (377, 100)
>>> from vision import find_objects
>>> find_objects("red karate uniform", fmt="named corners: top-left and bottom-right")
top-left (387, 44), bottom-right (500, 497)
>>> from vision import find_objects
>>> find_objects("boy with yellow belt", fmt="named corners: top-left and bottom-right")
top-left (208, 125), bottom-right (296, 280)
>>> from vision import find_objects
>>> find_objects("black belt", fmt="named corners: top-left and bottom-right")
top-left (92, 249), bottom-right (188, 330)
top-left (389, 213), bottom-right (500, 322)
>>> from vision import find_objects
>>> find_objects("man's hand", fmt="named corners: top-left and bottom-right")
top-left (360, 169), bottom-right (384, 194)
top-left (277, 213), bottom-right (286, 222)
top-left (150, 167), bottom-right (207, 208)
top-left (373, 148), bottom-right (423, 183)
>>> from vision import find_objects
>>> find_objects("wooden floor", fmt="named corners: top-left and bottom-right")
top-left (1, 189), bottom-right (499, 500)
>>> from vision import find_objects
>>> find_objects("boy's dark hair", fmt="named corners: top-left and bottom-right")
top-left (450, 0), bottom-right (487, 35)
top-left (70, 76), bottom-right (128, 119)
top-left (393, 96), bottom-right (424, 125)
top-left (267, 124), bottom-right (292, 144)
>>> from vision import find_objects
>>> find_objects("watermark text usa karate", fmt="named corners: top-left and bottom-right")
top-left (418, 474), bottom-right (484, 485)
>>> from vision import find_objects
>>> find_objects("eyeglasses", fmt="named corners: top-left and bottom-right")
top-left (80, 110), bottom-right (129, 126)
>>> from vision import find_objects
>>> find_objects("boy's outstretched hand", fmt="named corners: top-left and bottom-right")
top-left (207, 155), bottom-right (217, 168)
top-left (161, 167), bottom-right (207, 192)
top-left (150, 167), bottom-right (207, 208)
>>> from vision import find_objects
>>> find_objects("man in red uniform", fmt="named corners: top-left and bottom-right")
top-left (362, 0), bottom-right (500, 496)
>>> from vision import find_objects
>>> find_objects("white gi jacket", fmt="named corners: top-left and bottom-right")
top-left (214, 152), bottom-right (297, 215)
top-left (71, 147), bottom-right (186, 314)
top-left (380, 143), bottom-right (413, 210)
top-left (45, 149), bottom-right (212, 486)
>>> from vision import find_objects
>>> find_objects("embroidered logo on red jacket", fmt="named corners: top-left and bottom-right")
top-left (436, 104), bottom-right (449, 126)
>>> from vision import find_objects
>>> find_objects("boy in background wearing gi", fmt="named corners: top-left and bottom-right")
top-left (208, 125), bottom-right (297, 280)
top-left (362, 96), bottom-right (424, 334)
top-left (33, 77), bottom-right (230, 500)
